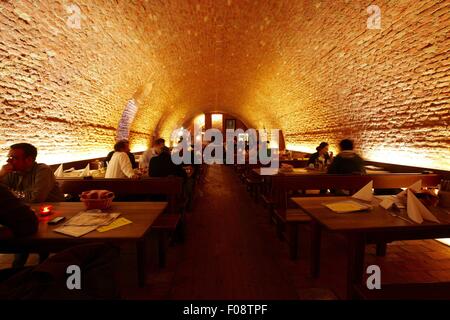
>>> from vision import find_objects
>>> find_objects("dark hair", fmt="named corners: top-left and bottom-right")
top-left (316, 142), bottom-right (328, 152)
top-left (155, 138), bottom-right (165, 145)
top-left (10, 143), bottom-right (37, 160)
top-left (114, 140), bottom-right (129, 151)
top-left (339, 139), bottom-right (354, 151)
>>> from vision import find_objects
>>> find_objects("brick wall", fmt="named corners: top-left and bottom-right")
top-left (1, 0), bottom-right (448, 169)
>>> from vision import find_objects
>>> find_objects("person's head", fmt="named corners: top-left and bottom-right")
top-left (153, 138), bottom-right (166, 154)
top-left (7, 143), bottom-right (38, 172)
top-left (339, 139), bottom-right (354, 151)
top-left (316, 142), bottom-right (329, 155)
top-left (114, 140), bottom-right (130, 153)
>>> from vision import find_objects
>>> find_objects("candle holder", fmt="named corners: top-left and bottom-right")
top-left (39, 205), bottom-right (53, 216)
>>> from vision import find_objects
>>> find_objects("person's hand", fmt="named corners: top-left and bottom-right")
top-left (131, 174), bottom-right (140, 180)
top-left (0, 163), bottom-right (13, 177)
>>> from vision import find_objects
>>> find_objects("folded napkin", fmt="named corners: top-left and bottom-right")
top-left (406, 189), bottom-right (440, 224)
top-left (54, 164), bottom-right (64, 177)
top-left (397, 180), bottom-right (422, 199)
top-left (352, 181), bottom-right (373, 202)
top-left (379, 196), bottom-right (396, 210)
top-left (79, 164), bottom-right (90, 177)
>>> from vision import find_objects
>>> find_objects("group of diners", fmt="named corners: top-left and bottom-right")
top-left (0, 139), bottom-right (201, 269)
top-left (104, 138), bottom-right (193, 179)
top-left (306, 139), bottom-right (366, 175)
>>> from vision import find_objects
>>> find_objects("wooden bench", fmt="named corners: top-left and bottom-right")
top-left (57, 177), bottom-right (184, 267)
top-left (271, 173), bottom-right (443, 259)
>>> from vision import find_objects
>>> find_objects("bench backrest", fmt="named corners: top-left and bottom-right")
top-left (57, 177), bottom-right (183, 213)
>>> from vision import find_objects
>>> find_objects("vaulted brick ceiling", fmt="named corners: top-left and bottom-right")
top-left (0, 0), bottom-right (449, 169)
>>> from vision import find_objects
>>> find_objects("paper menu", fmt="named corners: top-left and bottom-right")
top-left (324, 200), bottom-right (372, 213)
top-left (54, 225), bottom-right (97, 237)
top-left (64, 212), bottom-right (120, 226)
top-left (97, 217), bottom-right (132, 232)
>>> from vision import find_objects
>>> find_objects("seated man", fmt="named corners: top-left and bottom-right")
top-left (0, 143), bottom-right (64, 203)
top-left (139, 138), bottom-right (165, 173)
top-left (105, 140), bottom-right (139, 179)
top-left (105, 139), bottom-right (138, 169)
top-left (327, 139), bottom-right (366, 175)
top-left (0, 143), bottom-right (63, 267)
top-left (149, 144), bottom-right (187, 178)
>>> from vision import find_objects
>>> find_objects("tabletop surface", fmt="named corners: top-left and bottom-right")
top-left (252, 168), bottom-right (390, 176)
top-left (22, 201), bottom-right (168, 241)
top-left (291, 196), bottom-right (450, 232)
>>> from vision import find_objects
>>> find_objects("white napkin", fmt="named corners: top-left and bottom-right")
top-left (406, 189), bottom-right (440, 224)
top-left (379, 197), bottom-right (395, 209)
top-left (54, 164), bottom-right (64, 177)
top-left (352, 181), bottom-right (373, 202)
top-left (397, 180), bottom-right (422, 198)
top-left (79, 164), bottom-right (90, 177)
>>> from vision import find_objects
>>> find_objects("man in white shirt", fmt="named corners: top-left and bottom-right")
top-left (139, 138), bottom-right (165, 173)
top-left (105, 141), bottom-right (139, 179)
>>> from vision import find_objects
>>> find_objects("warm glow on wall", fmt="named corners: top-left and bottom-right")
top-left (365, 147), bottom-right (450, 171)
top-left (130, 144), bottom-right (148, 153)
top-left (194, 114), bottom-right (205, 128)
top-left (212, 114), bottom-right (223, 130)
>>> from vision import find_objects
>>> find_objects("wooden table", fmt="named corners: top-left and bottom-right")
top-left (291, 196), bottom-right (450, 298)
top-left (0, 201), bottom-right (167, 287)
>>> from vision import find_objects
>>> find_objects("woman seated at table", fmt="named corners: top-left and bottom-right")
top-left (307, 142), bottom-right (333, 170)
top-left (105, 141), bottom-right (139, 179)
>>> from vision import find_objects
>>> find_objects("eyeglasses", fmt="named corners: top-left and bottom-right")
top-left (7, 156), bottom-right (23, 161)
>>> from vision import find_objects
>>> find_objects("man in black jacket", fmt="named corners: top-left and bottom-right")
top-left (327, 139), bottom-right (366, 174)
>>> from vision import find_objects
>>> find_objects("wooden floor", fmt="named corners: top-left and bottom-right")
top-left (1, 164), bottom-right (449, 299)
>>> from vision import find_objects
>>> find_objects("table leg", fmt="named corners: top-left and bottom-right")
top-left (288, 222), bottom-right (299, 260)
top-left (310, 220), bottom-right (321, 278)
top-left (346, 233), bottom-right (366, 299)
top-left (137, 238), bottom-right (146, 287)
top-left (376, 242), bottom-right (387, 256)
top-left (158, 231), bottom-right (166, 268)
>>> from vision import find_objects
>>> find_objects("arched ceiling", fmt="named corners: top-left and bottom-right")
top-left (0, 0), bottom-right (449, 169)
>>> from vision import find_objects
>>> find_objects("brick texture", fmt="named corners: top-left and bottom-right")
top-left (0, 0), bottom-right (449, 168)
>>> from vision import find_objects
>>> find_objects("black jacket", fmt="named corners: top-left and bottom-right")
top-left (327, 150), bottom-right (366, 174)
top-left (149, 151), bottom-right (187, 178)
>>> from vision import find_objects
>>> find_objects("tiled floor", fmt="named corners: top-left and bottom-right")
top-left (1, 164), bottom-right (449, 299)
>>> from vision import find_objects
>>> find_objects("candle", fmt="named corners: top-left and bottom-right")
top-left (39, 205), bottom-right (53, 216)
